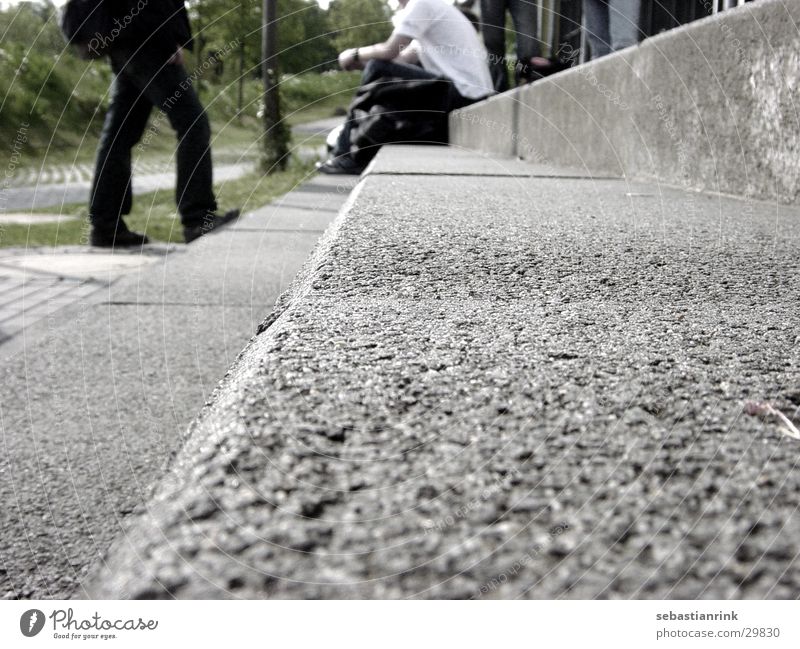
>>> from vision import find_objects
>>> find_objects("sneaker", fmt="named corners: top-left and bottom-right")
top-left (90, 221), bottom-right (149, 248)
top-left (316, 158), bottom-right (365, 176)
top-left (183, 208), bottom-right (240, 243)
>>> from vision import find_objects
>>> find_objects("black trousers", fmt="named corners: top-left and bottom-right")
top-left (332, 59), bottom-right (442, 161)
top-left (89, 52), bottom-right (217, 229)
top-left (480, 0), bottom-right (542, 92)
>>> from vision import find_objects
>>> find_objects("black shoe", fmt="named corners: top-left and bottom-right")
top-left (520, 57), bottom-right (571, 84)
top-left (316, 158), bottom-right (365, 176)
top-left (90, 221), bottom-right (149, 248)
top-left (183, 208), bottom-right (240, 243)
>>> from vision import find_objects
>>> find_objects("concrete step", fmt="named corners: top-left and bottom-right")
top-left (82, 145), bottom-right (800, 599)
top-left (451, 0), bottom-right (800, 206)
top-left (0, 174), bottom-right (346, 599)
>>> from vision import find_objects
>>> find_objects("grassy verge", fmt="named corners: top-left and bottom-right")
top-left (0, 160), bottom-right (317, 248)
top-left (5, 71), bottom-right (356, 172)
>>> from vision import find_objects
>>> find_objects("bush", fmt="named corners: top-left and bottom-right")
top-left (281, 70), bottom-right (360, 114)
top-left (0, 3), bottom-right (111, 158)
top-left (202, 71), bottom-right (361, 126)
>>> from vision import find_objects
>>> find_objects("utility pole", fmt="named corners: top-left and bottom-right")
top-left (237, 0), bottom-right (246, 117)
top-left (261, 0), bottom-right (289, 171)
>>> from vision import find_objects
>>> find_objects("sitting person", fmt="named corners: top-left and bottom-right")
top-left (318, 0), bottom-right (494, 175)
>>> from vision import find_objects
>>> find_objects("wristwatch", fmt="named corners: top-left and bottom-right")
top-left (353, 48), bottom-right (360, 63)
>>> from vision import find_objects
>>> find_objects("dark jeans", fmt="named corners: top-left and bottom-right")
top-left (481, 0), bottom-right (541, 92)
top-left (583, 0), bottom-right (641, 60)
top-left (332, 59), bottom-right (440, 162)
top-left (89, 52), bottom-right (217, 229)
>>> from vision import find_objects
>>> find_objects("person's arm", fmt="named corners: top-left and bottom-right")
top-left (338, 32), bottom-right (414, 71)
top-left (395, 40), bottom-right (420, 65)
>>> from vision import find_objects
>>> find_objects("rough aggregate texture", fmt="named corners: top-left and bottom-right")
top-left (0, 176), bottom-right (343, 599)
top-left (84, 153), bottom-right (799, 599)
top-left (0, 304), bottom-right (255, 599)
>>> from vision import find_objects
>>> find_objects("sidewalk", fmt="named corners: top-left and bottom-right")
top-left (0, 161), bottom-right (256, 214)
top-left (0, 122), bottom-right (333, 215)
top-left (0, 172), bottom-right (353, 599)
top-left (81, 145), bottom-right (799, 599)
top-left (0, 119), bottom-right (340, 353)
top-left (0, 246), bottom-right (172, 349)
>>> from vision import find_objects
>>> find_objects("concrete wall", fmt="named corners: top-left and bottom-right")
top-left (450, 0), bottom-right (800, 203)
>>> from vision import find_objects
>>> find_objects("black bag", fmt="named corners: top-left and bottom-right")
top-left (60, 0), bottom-right (112, 60)
top-left (347, 76), bottom-right (455, 165)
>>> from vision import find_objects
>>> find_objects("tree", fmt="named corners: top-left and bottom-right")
top-left (327, 0), bottom-right (392, 52)
top-left (188, 0), bottom-right (338, 79)
top-left (261, 0), bottom-right (289, 171)
top-left (276, 0), bottom-right (337, 73)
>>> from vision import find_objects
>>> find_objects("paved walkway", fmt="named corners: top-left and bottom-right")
top-left (0, 120), bottom-right (338, 354)
top-left (0, 246), bottom-right (171, 349)
top-left (0, 121), bottom-right (336, 215)
top-left (0, 160), bottom-right (256, 213)
top-left (0, 172), bottom-right (352, 599)
top-left (78, 145), bottom-right (799, 599)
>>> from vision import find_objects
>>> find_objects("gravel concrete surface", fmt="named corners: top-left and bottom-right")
top-left (82, 147), bottom-right (800, 599)
top-left (0, 176), bottom-right (344, 599)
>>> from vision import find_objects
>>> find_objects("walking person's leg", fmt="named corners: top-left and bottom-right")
top-left (480, 0), bottom-right (511, 92)
top-left (607, 0), bottom-right (640, 52)
top-left (582, 0), bottom-right (611, 60)
top-left (508, 0), bottom-right (541, 83)
top-left (111, 54), bottom-right (238, 243)
top-left (88, 72), bottom-right (153, 247)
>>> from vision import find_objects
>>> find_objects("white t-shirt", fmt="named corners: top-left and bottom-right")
top-left (393, 0), bottom-right (494, 100)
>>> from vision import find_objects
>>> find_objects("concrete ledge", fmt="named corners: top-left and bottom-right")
top-left (451, 0), bottom-right (800, 204)
top-left (83, 146), bottom-right (800, 599)
top-left (0, 175), bottom-right (345, 599)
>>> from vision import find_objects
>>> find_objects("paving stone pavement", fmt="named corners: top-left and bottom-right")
top-left (80, 145), bottom-right (800, 600)
top-left (0, 126), bottom-right (331, 215)
top-left (0, 173), bottom-right (346, 598)
top-left (0, 247), bottom-right (168, 346)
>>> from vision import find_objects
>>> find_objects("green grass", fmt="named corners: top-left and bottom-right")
top-left (5, 70), bottom-right (357, 171)
top-left (0, 69), bottom-right (354, 248)
top-left (0, 160), bottom-right (317, 248)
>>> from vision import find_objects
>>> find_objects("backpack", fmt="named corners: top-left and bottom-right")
top-left (60, 0), bottom-right (113, 60)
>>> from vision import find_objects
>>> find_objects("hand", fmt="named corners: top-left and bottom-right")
top-left (168, 47), bottom-right (185, 66)
top-left (338, 48), bottom-right (362, 71)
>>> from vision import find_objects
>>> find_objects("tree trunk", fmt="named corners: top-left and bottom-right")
top-left (261, 0), bottom-right (289, 172)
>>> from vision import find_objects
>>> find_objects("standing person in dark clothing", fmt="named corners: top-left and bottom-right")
top-left (88, 0), bottom-right (238, 247)
top-left (582, 0), bottom-right (640, 60)
top-left (480, 0), bottom-right (543, 92)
